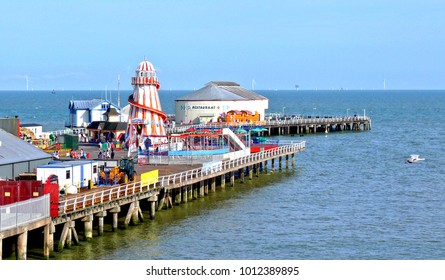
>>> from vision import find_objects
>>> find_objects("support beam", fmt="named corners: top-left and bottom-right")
top-left (157, 189), bottom-right (166, 210)
top-left (182, 186), bottom-right (188, 203)
top-left (131, 201), bottom-right (140, 225)
top-left (124, 202), bottom-right (134, 226)
top-left (43, 222), bottom-right (55, 259)
top-left (174, 188), bottom-right (182, 204)
top-left (204, 180), bottom-right (209, 195)
top-left (58, 222), bottom-right (70, 251)
top-left (240, 168), bottom-right (245, 183)
top-left (70, 220), bottom-right (79, 245)
top-left (188, 185), bottom-right (193, 200)
top-left (82, 214), bottom-right (94, 241)
top-left (66, 222), bottom-right (72, 248)
top-left (211, 177), bottom-right (216, 192)
top-left (96, 211), bottom-right (107, 236)
top-left (17, 230), bottom-right (28, 260)
top-left (165, 190), bottom-right (173, 208)
top-left (146, 196), bottom-right (157, 220)
top-left (221, 174), bottom-right (226, 189)
top-left (192, 183), bottom-right (198, 199)
top-left (199, 181), bottom-right (205, 197)
top-left (110, 206), bottom-right (121, 231)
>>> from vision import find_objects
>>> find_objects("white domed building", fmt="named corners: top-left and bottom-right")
top-left (175, 81), bottom-right (268, 124)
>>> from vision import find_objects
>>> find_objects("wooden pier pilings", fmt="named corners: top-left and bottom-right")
top-left (0, 142), bottom-right (305, 260)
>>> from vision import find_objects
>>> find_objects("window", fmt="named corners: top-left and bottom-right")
top-left (66, 170), bottom-right (71, 179)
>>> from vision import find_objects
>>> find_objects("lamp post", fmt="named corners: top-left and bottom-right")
top-left (346, 108), bottom-right (350, 116)
top-left (282, 106), bottom-right (286, 117)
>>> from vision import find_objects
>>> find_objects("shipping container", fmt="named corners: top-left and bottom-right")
top-left (0, 180), bottom-right (43, 205)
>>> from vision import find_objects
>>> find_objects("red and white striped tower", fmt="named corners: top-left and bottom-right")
top-left (126, 58), bottom-right (167, 156)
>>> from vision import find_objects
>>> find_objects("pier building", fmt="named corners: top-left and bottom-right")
top-left (86, 107), bottom-right (127, 143)
top-left (68, 99), bottom-right (123, 135)
top-left (174, 81), bottom-right (268, 125)
top-left (126, 59), bottom-right (167, 156)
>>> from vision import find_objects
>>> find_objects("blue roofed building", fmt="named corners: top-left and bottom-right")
top-left (67, 99), bottom-right (123, 135)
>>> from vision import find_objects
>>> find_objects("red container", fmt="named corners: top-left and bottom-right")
top-left (0, 181), bottom-right (19, 205)
top-left (1, 180), bottom-right (58, 217)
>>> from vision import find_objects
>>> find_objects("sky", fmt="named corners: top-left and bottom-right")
top-left (1, 0), bottom-right (444, 90)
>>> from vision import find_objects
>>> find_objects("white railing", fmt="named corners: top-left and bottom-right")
top-left (0, 194), bottom-right (50, 232)
top-left (58, 141), bottom-right (305, 214)
top-left (222, 128), bottom-right (246, 150)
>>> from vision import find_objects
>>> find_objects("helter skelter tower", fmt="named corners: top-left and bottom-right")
top-left (126, 58), bottom-right (167, 156)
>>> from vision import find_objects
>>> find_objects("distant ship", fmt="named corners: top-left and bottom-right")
top-left (295, 85), bottom-right (299, 90)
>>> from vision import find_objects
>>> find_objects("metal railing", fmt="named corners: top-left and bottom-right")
top-left (0, 194), bottom-right (50, 232)
top-left (58, 141), bottom-right (305, 215)
top-left (166, 116), bottom-right (371, 134)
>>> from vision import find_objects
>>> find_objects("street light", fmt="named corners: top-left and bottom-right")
top-left (282, 106), bottom-right (286, 116)
top-left (346, 108), bottom-right (350, 116)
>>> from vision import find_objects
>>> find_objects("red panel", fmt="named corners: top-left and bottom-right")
top-left (44, 183), bottom-right (59, 217)
top-left (31, 180), bottom-right (44, 198)
top-left (18, 180), bottom-right (32, 201)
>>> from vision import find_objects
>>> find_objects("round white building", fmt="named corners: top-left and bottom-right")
top-left (175, 81), bottom-right (269, 124)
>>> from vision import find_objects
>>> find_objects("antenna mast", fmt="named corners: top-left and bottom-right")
top-left (117, 75), bottom-right (121, 107)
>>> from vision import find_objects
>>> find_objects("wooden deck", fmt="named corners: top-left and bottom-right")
top-left (33, 141), bottom-right (305, 259)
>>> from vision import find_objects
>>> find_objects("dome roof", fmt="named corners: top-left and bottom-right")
top-left (136, 60), bottom-right (155, 72)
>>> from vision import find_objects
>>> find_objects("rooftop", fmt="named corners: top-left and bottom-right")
top-left (176, 81), bottom-right (268, 101)
top-left (0, 128), bottom-right (52, 166)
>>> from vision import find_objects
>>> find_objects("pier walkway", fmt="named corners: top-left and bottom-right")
top-left (1, 141), bottom-right (305, 260)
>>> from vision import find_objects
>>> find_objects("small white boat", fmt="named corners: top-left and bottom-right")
top-left (406, 154), bottom-right (425, 163)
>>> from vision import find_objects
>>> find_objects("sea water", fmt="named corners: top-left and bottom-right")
top-left (1, 89), bottom-right (444, 259)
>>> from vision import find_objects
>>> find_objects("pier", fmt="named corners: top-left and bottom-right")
top-left (167, 115), bottom-right (372, 135)
top-left (0, 141), bottom-right (305, 260)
